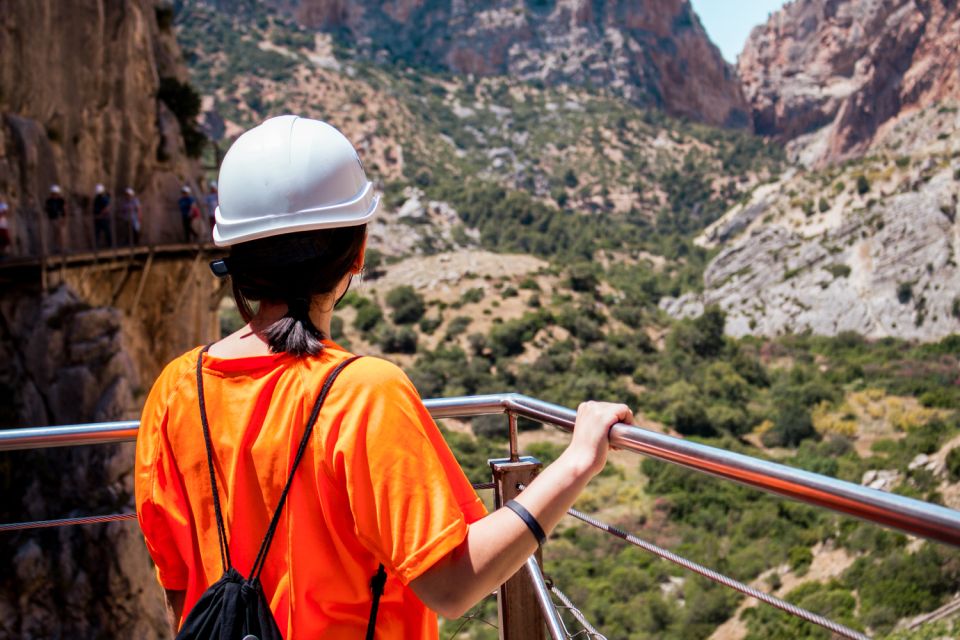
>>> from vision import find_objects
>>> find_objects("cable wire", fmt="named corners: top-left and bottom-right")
top-left (566, 507), bottom-right (870, 640)
top-left (549, 583), bottom-right (608, 639)
top-left (0, 512), bottom-right (137, 532)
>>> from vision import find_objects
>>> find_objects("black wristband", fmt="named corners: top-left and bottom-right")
top-left (505, 499), bottom-right (547, 546)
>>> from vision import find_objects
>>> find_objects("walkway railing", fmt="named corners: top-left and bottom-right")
top-left (3, 392), bottom-right (960, 639)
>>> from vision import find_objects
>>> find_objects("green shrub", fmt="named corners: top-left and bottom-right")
top-left (824, 263), bottom-right (851, 279)
top-left (353, 302), bottom-right (383, 332)
top-left (946, 447), bottom-right (960, 481)
top-left (789, 546), bottom-right (813, 575)
top-left (856, 174), bottom-right (870, 195)
top-left (157, 77), bottom-right (206, 157)
top-left (818, 197), bottom-right (830, 213)
top-left (763, 402), bottom-right (817, 447)
top-left (459, 287), bottom-right (485, 305)
top-left (444, 316), bottom-right (472, 340)
top-left (418, 315), bottom-right (442, 334)
top-left (386, 285), bottom-right (426, 324)
top-left (567, 263), bottom-right (598, 293)
top-left (378, 326), bottom-right (418, 353)
top-left (897, 281), bottom-right (913, 304)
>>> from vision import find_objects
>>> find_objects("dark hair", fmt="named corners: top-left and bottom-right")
top-left (227, 225), bottom-right (366, 356)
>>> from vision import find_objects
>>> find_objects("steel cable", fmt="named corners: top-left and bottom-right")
top-left (0, 512), bottom-right (137, 532)
top-left (548, 583), bottom-right (608, 639)
top-left (565, 507), bottom-right (870, 640)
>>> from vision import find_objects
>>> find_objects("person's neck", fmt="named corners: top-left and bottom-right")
top-left (208, 297), bottom-right (335, 358)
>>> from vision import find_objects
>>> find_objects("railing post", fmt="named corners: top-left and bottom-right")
top-left (490, 453), bottom-right (544, 640)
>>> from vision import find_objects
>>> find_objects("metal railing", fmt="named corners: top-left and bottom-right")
top-left (3, 392), bottom-right (960, 638)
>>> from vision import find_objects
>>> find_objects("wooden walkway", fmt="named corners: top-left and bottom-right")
top-left (0, 243), bottom-right (225, 288)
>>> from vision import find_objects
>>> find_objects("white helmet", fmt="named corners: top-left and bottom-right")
top-left (213, 115), bottom-right (378, 247)
top-left (95, 183), bottom-right (105, 194)
top-left (50, 184), bottom-right (61, 194)
top-left (125, 187), bottom-right (135, 196)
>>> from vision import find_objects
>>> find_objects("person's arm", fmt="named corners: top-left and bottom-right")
top-left (409, 401), bottom-right (632, 619)
top-left (164, 588), bottom-right (186, 631)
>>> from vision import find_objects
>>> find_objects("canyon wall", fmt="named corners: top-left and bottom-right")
top-left (0, 0), bottom-right (203, 256)
top-left (739, 0), bottom-right (960, 164)
top-left (0, 260), bottom-right (221, 639)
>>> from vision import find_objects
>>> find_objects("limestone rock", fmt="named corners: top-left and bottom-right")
top-left (662, 152), bottom-right (960, 341)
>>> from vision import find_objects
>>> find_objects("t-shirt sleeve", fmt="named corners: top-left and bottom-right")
top-left (328, 359), bottom-right (487, 585)
top-left (135, 355), bottom-right (195, 591)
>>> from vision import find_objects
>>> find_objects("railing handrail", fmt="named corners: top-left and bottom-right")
top-left (3, 392), bottom-right (960, 546)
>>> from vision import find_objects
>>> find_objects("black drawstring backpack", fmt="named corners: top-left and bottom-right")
top-left (176, 349), bottom-right (387, 640)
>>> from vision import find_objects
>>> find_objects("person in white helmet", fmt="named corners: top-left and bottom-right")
top-left (177, 185), bottom-right (200, 243)
top-left (120, 187), bottom-right (142, 245)
top-left (45, 184), bottom-right (67, 254)
top-left (135, 115), bottom-right (632, 639)
top-left (203, 181), bottom-right (218, 240)
top-left (92, 183), bottom-right (113, 249)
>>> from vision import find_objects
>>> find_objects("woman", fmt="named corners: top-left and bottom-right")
top-left (135, 116), bottom-right (633, 638)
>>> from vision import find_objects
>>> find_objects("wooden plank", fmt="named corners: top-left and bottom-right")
top-left (129, 248), bottom-right (155, 315)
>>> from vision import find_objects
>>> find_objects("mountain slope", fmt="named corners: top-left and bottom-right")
top-left (739, 0), bottom-right (960, 165)
top-left (241, 0), bottom-right (751, 128)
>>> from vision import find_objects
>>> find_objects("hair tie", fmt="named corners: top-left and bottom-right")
top-left (287, 298), bottom-right (322, 338)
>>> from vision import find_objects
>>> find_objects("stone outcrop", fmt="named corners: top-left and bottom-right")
top-left (0, 0), bottom-right (202, 255)
top-left (739, 0), bottom-right (960, 164)
top-left (662, 109), bottom-right (960, 341)
top-left (0, 256), bottom-right (221, 638)
top-left (284, 0), bottom-right (750, 128)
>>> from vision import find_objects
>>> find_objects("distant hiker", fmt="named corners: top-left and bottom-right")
top-left (204, 181), bottom-right (218, 239)
top-left (121, 187), bottom-right (142, 245)
top-left (0, 201), bottom-right (10, 258)
top-left (93, 183), bottom-right (113, 249)
top-left (178, 185), bottom-right (201, 243)
top-left (45, 184), bottom-right (67, 254)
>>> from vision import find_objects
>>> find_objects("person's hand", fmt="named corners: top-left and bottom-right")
top-left (561, 401), bottom-right (634, 479)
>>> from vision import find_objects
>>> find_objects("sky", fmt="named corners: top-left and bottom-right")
top-left (689, 0), bottom-right (789, 63)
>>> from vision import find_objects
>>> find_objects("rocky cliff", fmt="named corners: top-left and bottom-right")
top-left (0, 0), bottom-right (202, 254)
top-left (282, 0), bottom-right (750, 128)
top-left (739, 0), bottom-right (960, 165)
top-left (0, 258), bottom-right (221, 639)
top-left (662, 105), bottom-right (960, 340)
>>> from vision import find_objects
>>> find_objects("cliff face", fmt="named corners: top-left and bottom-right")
top-left (739, 0), bottom-right (960, 164)
top-left (0, 258), bottom-right (221, 639)
top-left (0, 0), bottom-right (200, 253)
top-left (288, 0), bottom-right (750, 128)
top-left (662, 106), bottom-right (960, 341)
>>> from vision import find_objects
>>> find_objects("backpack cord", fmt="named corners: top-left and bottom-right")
top-left (247, 355), bottom-right (360, 581)
top-left (196, 344), bottom-right (232, 572)
top-left (196, 348), bottom-right (360, 580)
top-left (196, 350), bottom-right (387, 634)
top-left (365, 563), bottom-right (388, 640)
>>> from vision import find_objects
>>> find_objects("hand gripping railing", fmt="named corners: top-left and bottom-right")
top-left (3, 392), bottom-right (960, 639)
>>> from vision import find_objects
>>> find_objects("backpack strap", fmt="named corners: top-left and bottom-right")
top-left (196, 344), bottom-right (232, 572)
top-left (365, 563), bottom-right (387, 640)
top-left (248, 355), bottom-right (362, 582)
top-left (196, 348), bottom-right (361, 578)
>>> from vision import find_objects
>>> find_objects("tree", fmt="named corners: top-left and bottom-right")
top-left (385, 286), bottom-right (425, 324)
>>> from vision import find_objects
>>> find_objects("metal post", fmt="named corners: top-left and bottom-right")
top-left (525, 556), bottom-right (566, 640)
top-left (490, 454), bottom-right (543, 640)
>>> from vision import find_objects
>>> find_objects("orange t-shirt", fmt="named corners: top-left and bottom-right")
top-left (135, 342), bottom-right (487, 638)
